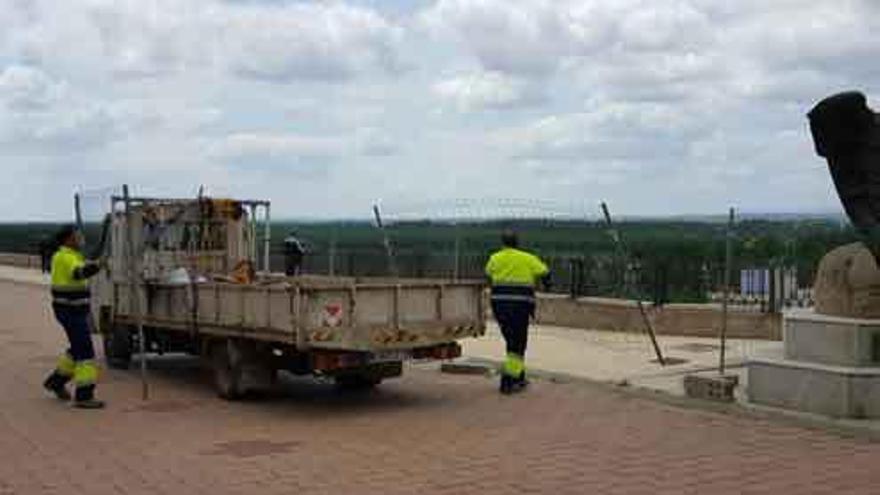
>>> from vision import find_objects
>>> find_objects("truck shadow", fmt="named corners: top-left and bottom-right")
top-left (115, 354), bottom-right (457, 417)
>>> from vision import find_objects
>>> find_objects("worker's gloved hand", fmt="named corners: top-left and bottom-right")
top-left (539, 274), bottom-right (552, 292)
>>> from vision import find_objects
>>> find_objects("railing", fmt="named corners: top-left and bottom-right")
top-left (0, 249), bottom-right (815, 313)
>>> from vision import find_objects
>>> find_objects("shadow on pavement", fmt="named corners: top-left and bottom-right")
top-left (108, 353), bottom-right (457, 417)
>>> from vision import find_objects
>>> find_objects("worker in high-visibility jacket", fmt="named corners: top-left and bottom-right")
top-left (42, 225), bottom-right (106, 409)
top-left (485, 229), bottom-right (549, 394)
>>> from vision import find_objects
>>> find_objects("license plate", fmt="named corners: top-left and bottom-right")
top-left (370, 350), bottom-right (411, 363)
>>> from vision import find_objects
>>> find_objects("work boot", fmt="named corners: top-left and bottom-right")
top-left (512, 372), bottom-right (529, 393)
top-left (43, 373), bottom-right (72, 401)
top-left (73, 385), bottom-right (104, 409)
top-left (499, 375), bottom-right (514, 395)
top-left (72, 399), bottom-right (105, 410)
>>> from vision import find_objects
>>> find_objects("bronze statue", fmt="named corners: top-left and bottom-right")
top-left (808, 91), bottom-right (880, 261)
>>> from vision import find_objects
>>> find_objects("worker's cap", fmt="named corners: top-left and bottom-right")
top-left (54, 224), bottom-right (79, 245)
top-left (501, 229), bottom-right (519, 247)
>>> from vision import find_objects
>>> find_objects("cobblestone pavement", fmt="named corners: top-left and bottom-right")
top-left (2, 280), bottom-right (879, 495)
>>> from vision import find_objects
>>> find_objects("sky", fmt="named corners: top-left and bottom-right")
top-left (0, 0), bottom-right (878, 221)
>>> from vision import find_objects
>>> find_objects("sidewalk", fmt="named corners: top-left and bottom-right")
top-left (462, 323), bottom-right (780, 397)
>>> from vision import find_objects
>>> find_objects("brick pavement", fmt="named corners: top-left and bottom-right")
top-left (2, 280), bottom-right (880, 495)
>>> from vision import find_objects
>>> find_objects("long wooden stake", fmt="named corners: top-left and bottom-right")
top-left (123, 185), bottom-right (149, 400)
top-left (720, 207), bottom-right (735, 375)
top-left (601, 202), bottom-right (666, 366)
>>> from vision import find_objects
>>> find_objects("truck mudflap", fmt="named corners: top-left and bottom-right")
top-left (311, 342), bottom-right (461, 372)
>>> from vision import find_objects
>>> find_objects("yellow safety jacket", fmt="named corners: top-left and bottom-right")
top-left (51, 246), bottom-right (95, 307)
top-left (485, 247), bottom-right (549, 303)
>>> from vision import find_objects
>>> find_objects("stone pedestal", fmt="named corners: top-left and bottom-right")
top-left (747, 311), bottom-right (880, 418)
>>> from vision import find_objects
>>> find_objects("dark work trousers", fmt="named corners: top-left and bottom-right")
top-left (491, 300), bottom-right (533, 358)
top-left (52, 304), bottom-right (96, 400)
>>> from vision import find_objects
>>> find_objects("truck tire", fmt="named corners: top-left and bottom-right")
top-left (103, 324), bottom-right (132, 370)
top-left (211, 340), bottom-right (244, 401)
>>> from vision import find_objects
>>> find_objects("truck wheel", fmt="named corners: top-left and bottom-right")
top-left (211, 340), bottom-right (244, 401)
top-left (103, 324), bottom-right (132, 370)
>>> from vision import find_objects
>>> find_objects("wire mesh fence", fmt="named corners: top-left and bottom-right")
top-left (0, 194), bottom-right (855, 313)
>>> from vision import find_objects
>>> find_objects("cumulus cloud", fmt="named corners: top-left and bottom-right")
top-left (208, 127), bottom-right (398, 165)
top-left (0, 0), bottom-right (405, 83)
top-left (219, 3), bottom-right (404, 82)
top-left (0, 65), bottom-right (125, 150)
top-left (432, 70), bottom-right (542, 111)
top-left (0, 65), bottom-right (68, 110)
top-left (0, 0), bottom-right (877, 220)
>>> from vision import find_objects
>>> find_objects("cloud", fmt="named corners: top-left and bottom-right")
top-left (208, 127), bottom-right (398, 166)
top-left (0, 65), bottom-right (122, 150)
top-left (210, 132), bottom-right (347, 162)
top-left (0, 0), bottom-right (877, 220)
top-left (217, 3), bottom-right (404, 82)
top-left (0, 1), bottom-right (405, 83)
top-left (421, 0), bottom-right (590, 76)
top-left (432, 70), bottom-right (542, 111)
top-left (491, 101), bottom-right (697, 163)
top-left (0, 65), bottom-right (68, 110)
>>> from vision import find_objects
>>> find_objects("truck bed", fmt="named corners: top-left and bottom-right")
top-left (110, 275), bottom-right (486, 352)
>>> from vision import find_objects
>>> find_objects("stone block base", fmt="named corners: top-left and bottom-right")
top-left (784, 311), bottom-right (880, 367)
top-left (684, 373), bottom-right (739, 403)
top-left (748, 357), bottom-right (880, 418)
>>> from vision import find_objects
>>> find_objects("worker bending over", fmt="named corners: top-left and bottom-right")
top-left (485, 230), bottom-right (549, 394)
top-left (42, 225), bottom-right (106, 409)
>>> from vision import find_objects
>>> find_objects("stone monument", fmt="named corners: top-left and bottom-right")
top-left (747, 91), bottom-right (880, 418)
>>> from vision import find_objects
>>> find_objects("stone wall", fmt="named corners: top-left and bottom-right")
top-left (0, 253), bottom-right (41, 270)
top-left (534, 294), bottom-right (782, 340)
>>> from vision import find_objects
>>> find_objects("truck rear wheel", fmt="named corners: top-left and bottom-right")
top-left (102, 323), bottom-right (132, 370)
top-left (211, 340), bottom-right (244, 400)
top-left (209, 339), bottom-right (277, 400)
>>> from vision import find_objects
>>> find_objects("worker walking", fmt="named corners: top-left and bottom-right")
top-left (283, 232), bottom-right (306, 276)
top-left (42, 225), bottom-right (106, 409)
top-left (485, 230), bottom-right (549, 394)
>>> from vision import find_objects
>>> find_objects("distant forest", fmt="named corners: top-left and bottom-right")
top-left (0, 217), bottom-right (859, 303)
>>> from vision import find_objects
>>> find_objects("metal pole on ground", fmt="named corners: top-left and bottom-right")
top-left (601, 202), bottom-right (666, 366)
top-left (263, 203), bottom-right (272, 273)
top-left (373, 204), bottom-right (398, 278)
top-left (74, 192), bottom-right (84, 234)
top-left (123, 185), bottom-right (149, 400)
top-left (720, 207), bottom-right (734, 375)
top-left (329, 232), bottom-right (337, 277)
top-left (453, 222), bottom-right (461, 281)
